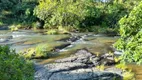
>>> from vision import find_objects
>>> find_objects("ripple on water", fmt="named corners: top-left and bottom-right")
top-left (12, 34), bottom-right (26, 38)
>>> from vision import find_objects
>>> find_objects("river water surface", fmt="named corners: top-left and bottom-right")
top-left (0, 30), bottom-right (141, 80)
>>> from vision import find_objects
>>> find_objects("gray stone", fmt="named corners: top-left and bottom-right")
top-left (34, 49), bottom-right (123, 80)
top-left (35, 64), bottom-right (52, 80)
top-left (74, 49), bottom-right (92, 57)
top-left (55, 49), bottom-right (93, 64)
top-left (49, 68), bottom-right (93, 80)
top-left (105, 67), bottom-right (123, 75)
top-left (35, 66), bottom-right (122, 80)
top-left (44, 62), bottom-right (87, 72)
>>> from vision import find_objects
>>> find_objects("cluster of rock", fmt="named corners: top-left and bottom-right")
top-left (59, 35), bottom-right (81, 43)
top-left (35, 49), bottom-right (123, 80)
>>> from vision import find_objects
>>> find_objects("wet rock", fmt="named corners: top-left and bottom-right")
top-left (59, 35), bottom-right (81, 42)
top-left (68, 36), bottom-right (80, 42)
top-left (54, 43), bottom-right (71, 52)
top-left (105, 67), bottom-right (123, 75)
top-left (49, 68), bottom-right (93, 80)
top-left (35, 64), bottom-right (122, 80)
top-left (91, 57), bottom-right (101, 66)
top-left (35, 49), bottom-right (122, 80)
top-left (100, 53), bottom-right (117, 66)
top-left (58, 37), bottom-right (70, 42)
top-left (75, 49), bottom-right (92, 57)
top-left (95, 72), bottom-right (122, 80)
top-left (44, 62), bottom-right (87, 72)
top-left (103, 59), bottom-right (116, 66)
top-left (55, 49), bottom-right (117, 66)
top-left (35, 67), bottom-right (52, 80)
top-left (55, 49), bottom-right (93, 64)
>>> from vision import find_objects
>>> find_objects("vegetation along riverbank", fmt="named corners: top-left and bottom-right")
top-left (1, 0), bottom-right (142, 80)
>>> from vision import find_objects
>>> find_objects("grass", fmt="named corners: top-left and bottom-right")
top-left (96, 64), bottom-right (105, 71)
top-left (116, 63), bottom-right (135, 80)
top-left (0, 21), bottom-right (4, 26)
top-left (46, 28), bottom-right (69, 35)
top-left (22, 42), bottom-right (70, 59)
top-left (123, 72), bottom-right (135, 80)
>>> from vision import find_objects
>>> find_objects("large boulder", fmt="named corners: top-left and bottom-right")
top-left (34, 49), bottom-right (122, 80)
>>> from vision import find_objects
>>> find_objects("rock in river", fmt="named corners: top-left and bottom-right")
top-left (34, 49), bottom-right (123, 80)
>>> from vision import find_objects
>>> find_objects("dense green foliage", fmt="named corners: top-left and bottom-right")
top-left (0, 46), bottom-right (34, 80)
top-left (0, 0), bottom-right (141, 32)
top-left (0, 0), bottom-right (37, 28)
top-left (33, 0), bottom-right (141, 32)
top-left (100, 0), bottom-right (140, 28)
top-left (82, 0), bottom-right (141, 32)
top-left (34, 0), bottom-right (90, 30)
top-left (114, 1), bottom-right (142, 64)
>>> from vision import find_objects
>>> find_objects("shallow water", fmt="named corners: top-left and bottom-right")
top-left (1, 30), bottom-right (141, 80)
top-left (0, 30), bottom-right (70, 52)
top-left (127, 64), bottom-right (142, 80)
top-left (0, 30), bottom-right (118, 53)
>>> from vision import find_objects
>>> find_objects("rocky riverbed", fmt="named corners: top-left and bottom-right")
top-left (34, 49), bottom-right (123, 80)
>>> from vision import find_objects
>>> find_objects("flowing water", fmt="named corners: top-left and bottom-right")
top-left (0, 30), bottom-right (118, 53)
top-left (0, 30), bottom-right (69, 52)
top-left (0, 30), bottom-right (141, 80)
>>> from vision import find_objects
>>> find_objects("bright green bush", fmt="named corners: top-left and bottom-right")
top-left (0, 46), bottom-right (34, 80)
top-left (98, 0), bottom-right (140, 29)
top-left (79, 0), bottom-right (141, 32)
top-left (34, 0), bottom-right (92, 30)
top-left (114, 1), bottom-right (142, 64)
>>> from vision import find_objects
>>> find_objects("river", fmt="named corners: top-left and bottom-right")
top-left (0, 29), bottom-right (141, 80)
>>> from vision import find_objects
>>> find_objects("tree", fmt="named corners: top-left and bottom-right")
top-left (34, 0), bottom-right (93, 30)
top-left (114, 1), bottom-right (142, 64)
top-left (0, 0), bottom-right (38, 27)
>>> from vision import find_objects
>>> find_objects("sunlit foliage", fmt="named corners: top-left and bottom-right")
top-left (114, 1), bottom-right (142, 64)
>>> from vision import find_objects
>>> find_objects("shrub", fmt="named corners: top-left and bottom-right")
top-left (0, 45), bottom-right (34, 80)
top-left (47, 29), bottom-right (58, 35)
top-left (114, 2), bottom-right (142, 64)
top-left (34, 0), bottom-right (92, 30)
top-left (0, 0), bottom-right (38, 29)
